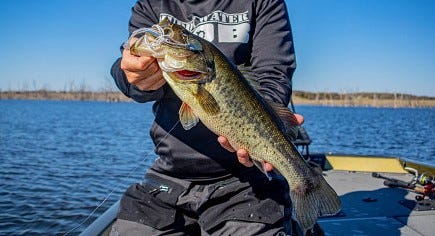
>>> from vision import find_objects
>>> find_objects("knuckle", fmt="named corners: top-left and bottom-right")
top-left (126, 75), bottom-right (137, 84)
top-left (137, 60), bottom-right (149, 70)
top-left (133, 80), bottom-right (147, 90)
top-left (149, 61), bottom-right (160, 72)
top-left (125, 73), bottom-right (143, 85)
top-left (120, 63), bottom-right (128, 71)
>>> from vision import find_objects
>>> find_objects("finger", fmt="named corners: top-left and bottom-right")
top-left (263, 162), bottom-right (274, 172)
top-left (134, 72), bottom-right (166, 91)
top-left (237, 149), bottom-right (254, 167)
top-left (147, 74), bottom-right (166, 90)
top-left (294, 114), bottom-right (304, 125)
top-left (121, 50), bottom-right (155, 72)
top-left (128, 37), bottom-right (139, 45)
top-left (125, 61), bottom-right (162, 87)
top-left (126, 61), bottom-right (160, 81)
top-left (218, 136), bottom-right (235, 152)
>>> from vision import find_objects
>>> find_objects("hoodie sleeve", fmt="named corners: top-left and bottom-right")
top-left (111, 0), bottom-right (162, 103)
top-left (251, 0), bottom-right (296, 105)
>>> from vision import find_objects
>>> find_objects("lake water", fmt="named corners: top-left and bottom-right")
top-left (0, 100), bottom-right (434, 235)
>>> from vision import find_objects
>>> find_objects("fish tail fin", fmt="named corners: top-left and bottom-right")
top-left (290, 175), bottom-right (341, 234)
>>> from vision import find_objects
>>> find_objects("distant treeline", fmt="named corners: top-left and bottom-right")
top-left (0, 90), bottom-right (130, 102)
top-left (1, 89), bottom-right (434, 108)
top-left (292, 91), bottom-right (434, 108)
top-left (293, 91), bottom-right (434, 101)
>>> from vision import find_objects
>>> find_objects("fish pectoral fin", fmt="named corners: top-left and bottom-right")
top-left (195, 86), bottom-right (220, 115)
top-left (179, 102), bottom-right (199, 130)
top-left (267, 101), bottom-right (299, 140)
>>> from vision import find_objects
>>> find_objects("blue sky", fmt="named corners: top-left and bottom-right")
top-left (0, 0), bottom-right (434, 96)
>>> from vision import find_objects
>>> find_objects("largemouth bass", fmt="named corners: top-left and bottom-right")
top-left (128, 19), bottom-right (341, 233)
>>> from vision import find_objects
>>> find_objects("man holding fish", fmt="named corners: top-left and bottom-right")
top-left (109, 1), bottom-right (339, 235)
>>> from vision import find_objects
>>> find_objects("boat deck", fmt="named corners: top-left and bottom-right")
top-left (319, 170), bottom-right (434, 236)
top-left (80, 154), bottom-right (435, 236)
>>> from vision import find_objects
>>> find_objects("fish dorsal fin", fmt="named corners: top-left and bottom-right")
top-left (179, 102), bottom-right (199, 130)
top-left (237, 65), bottom-right (299, 140)
top-left (267, 101), bottom-right (299, 140)
top-left (195, 86), bottom-right (220, 115)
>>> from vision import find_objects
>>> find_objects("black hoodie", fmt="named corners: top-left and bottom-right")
top-left (111, 0), bottom-right (296, 179)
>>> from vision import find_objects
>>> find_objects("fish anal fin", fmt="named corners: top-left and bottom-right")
top-left (195, 86), bottom-right (220, 115)
top-left (179, 102), bottom-right (199, 130)
top-left (253, 160), bottom-right (273, 181)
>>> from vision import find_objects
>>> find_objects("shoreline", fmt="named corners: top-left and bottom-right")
top-left (291, 91), bottom-right (435, 108)
top-left (1, 90), bottom-right (434, 108)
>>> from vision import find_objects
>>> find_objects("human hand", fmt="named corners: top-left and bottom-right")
top-left (120, 42), bottom-right (165, 91)
top-left (218, 113), bottom-right (305, 171)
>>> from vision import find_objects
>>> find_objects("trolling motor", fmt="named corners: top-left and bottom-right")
top-left (372, 169), bottom-right (435, 201)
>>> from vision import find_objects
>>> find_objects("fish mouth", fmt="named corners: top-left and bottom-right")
top-left (171, 70), bottom-right (206, 81)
